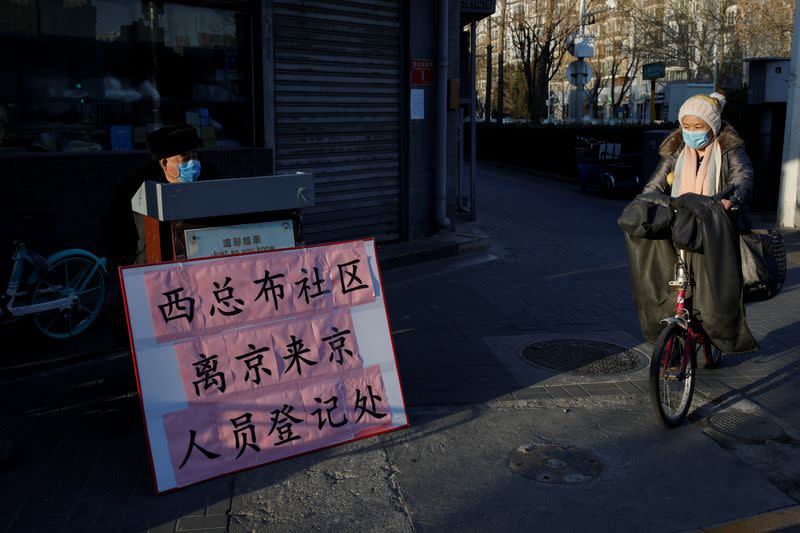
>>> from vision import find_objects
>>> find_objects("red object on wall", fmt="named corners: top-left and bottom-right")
top-left (411, 59), bottom-right (433, 86)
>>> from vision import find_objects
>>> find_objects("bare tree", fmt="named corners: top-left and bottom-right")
top-left (586, 56), bottom-right (606, 118)
top-left (510, 0), bottom-right (577, 123)
top-left (607, 7), bottom-right (643, 116)
top-left (484, 15), bottom-right (494, 123)
top-left (734, 0), bottom-right (794, 58)
top-left (632, 0), bottom-right (740, 84)
top-left (497, 0), bottom-right (508, 123)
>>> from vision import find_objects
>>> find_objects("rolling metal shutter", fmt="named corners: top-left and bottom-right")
top-left (272, 0), bottom-right (401, 243)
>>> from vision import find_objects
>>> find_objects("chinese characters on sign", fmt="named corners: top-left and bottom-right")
top-left (121, 240), bottom-right (406, 493)
top-left (145, 241), bottom-right (375, 343)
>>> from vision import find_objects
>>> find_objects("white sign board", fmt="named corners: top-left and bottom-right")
top-left (120, 239), bottom-right (408, 493)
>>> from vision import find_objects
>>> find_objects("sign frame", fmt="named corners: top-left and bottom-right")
top-left (119, 238), bottom-right (409, 494)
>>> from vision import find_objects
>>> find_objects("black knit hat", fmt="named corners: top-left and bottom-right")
top-left (146, 125), bottom-right (201, 160)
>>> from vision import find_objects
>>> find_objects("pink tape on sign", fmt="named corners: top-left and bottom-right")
top-left (325, 242), bottom-right (375, 308)
top-left (243, 251), bottom-right (301, 322)
top-left (289, 248), bottom-right (334, 317)
top-left (222, 326), bottom-right (280, 394)
top-left (215, 388), bottom-right (279, 470)
top-left (191, 259), bottom-right (253, 335)
top-left (145, 266), bottom-right (204, 343)
top-left (174, 335), bottom-right (231, 403)
top-left (342, 366), bottom-right (393, 436)
top-left (256, 384), bottom-right (314, 457)
top-left (271, 320), bottom-right (325, 383)
top-left (310, 309), bottom-right (362, 375)
top-left (297, 378), bottom-right (353, 452)
top-left (164, 406), bottom-right (232, 487)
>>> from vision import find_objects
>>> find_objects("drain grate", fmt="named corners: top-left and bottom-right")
top-left (509, 443), bottom-right (603, 484)
top-left (708, 412), bottom-right (784, 442)
top-left (521, 340), bottom-right (645, 375)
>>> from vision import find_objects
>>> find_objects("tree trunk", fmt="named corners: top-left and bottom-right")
top-left (484, 16), bottom-right (493, 123)
top-left (485, 45), bottom-right (493, 123)
top-left (497, 0), bottom-right (507, 124)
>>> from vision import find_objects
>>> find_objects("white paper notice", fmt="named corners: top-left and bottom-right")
top-left (411, 89), bottom-right (424, 120)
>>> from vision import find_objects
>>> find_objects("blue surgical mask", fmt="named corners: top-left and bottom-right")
top-left (682, 128), bottom-right (712, 150)
top-left (175, 159), bottom-right (201, 183)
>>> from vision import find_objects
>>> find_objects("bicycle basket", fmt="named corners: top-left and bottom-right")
top-left (740, 228), bottom-right (787, 302)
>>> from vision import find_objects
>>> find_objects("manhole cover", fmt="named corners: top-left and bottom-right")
top-left (509, 444), bottom-right (603, 484)
top-left (708, 412), bottom-right (784, 442)
top-left (521, 340), bottom-right (645, 375)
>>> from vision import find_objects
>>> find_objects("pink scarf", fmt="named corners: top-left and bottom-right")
top-left (678, 140), bottom-right (715, 196)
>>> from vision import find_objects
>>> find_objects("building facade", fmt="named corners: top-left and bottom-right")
top-left (0, 0), bottom-right (493, 271)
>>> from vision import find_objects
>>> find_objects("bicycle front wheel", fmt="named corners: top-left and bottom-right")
top-left (649, 323), bottom-right (696, 427)
top-left (32, 255), bottom-right (106, 339)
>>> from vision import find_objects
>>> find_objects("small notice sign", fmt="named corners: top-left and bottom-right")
top-left (120, 239), bottom-right (408, 493)
top-left (411, 59), bottom-right (433, 86)
top-left (411, 89), bottom-right (425, 120)
top-left (185, 220), bottom-right (295, 259)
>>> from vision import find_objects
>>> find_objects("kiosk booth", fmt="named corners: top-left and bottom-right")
top-left (131, 173), bottom-right (315, 263)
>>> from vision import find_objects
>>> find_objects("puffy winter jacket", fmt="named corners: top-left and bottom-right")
top-left (643, 122), bottom-right (754, 209)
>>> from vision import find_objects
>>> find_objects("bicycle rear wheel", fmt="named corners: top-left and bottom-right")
top-left (649, 323), bottom-right (696, 427)
top-left (31, 254), bottom-right (106, 339)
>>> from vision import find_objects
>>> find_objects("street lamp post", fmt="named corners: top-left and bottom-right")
top-left (567, 0), bottom-right (616, 122)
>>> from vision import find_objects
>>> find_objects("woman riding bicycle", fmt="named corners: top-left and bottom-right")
top-left (642, 92), bottom-right (753, 228)
top-left (619, 91), bottom-right (758, 356)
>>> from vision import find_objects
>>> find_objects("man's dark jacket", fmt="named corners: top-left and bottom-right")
top-left (618, 192), bottom-right (758, 354)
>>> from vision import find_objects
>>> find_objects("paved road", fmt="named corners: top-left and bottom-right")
top-left (2, 162), bottom-right (800, 532)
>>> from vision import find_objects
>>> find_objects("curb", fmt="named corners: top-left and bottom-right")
top-left (376, 229), bottom-right (492, 270)
top-left (698, 505), bottom-right (800, 533)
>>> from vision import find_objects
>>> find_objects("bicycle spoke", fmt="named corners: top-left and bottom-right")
top-left (76, 264), bottom-right (98, 292)
top-left (45, 311), bottom-right (59, 332)
top-left (77, 285), bottom-right (100, 297)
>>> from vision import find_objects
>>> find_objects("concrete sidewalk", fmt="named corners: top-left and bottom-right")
top-left (2, 162), bottom-right (800, 532)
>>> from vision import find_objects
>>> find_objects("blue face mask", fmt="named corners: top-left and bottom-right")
top-left (682, 128), bottom-right (712, 150)
top-left (175, 159), bottom-right (201, 183)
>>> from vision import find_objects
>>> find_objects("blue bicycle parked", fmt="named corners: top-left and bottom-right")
top-left (1, 242), bottom-right (108, 338)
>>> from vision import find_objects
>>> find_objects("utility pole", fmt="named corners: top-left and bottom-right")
top-left (777, 0), bottom-right (800, 228)
top-left (497, 0), bottom-right (507, 124)
top-left (484, 16), bottom-right (493, 123)
top-left (575, 0), bottom-right (587, 122)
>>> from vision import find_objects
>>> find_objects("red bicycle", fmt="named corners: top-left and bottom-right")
top-left (649, 247), bottom-right (722, 427)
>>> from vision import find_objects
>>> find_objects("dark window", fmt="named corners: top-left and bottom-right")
top-left (0, 0), bottom-right (254, 154)
top-left (776, 67), bottom-right (783, 74)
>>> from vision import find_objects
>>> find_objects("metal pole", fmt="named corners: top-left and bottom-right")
top-left (436, 0), bottom-right (451, 228)
top-left (777, 0), bottom-right (800, 228)
top-left (649, 79), bottom-right (656, 125)
top-left (575, 0), bottom-right (587, 122)
top-left (470, 21), bottom-right (478, 221)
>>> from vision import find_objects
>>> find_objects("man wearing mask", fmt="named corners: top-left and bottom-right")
top-left (148, 124), bottom-right (204, 184)
top-left (107, 124), bottom-right (214, 268)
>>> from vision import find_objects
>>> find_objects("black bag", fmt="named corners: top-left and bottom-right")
top-left (740, 228), bottom-right (787, 302)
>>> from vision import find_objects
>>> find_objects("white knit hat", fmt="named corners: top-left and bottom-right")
top-left (678, 93), bottom-right (726, 135)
